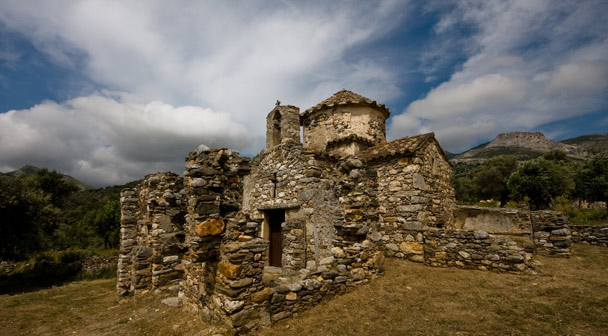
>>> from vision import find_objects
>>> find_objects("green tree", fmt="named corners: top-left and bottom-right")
top-left (508, 158), bottom-right (575, 210)
top-left (33, 169), bottom-right (79, 207)
top-left (575, 152), bottom-right (608, 205)
top-left (471, 155), bottom-right (518, 206)
top-left (0, 176), bottom-right (59, 260)
top-left (542, 150), bottom-right (569, 163)
top-left (78, 201), bottom-right (121, 249)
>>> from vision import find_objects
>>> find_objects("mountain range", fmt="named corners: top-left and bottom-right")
top-left (1, 164), bottom-right (95, 191)
top-left (448, 132), bottom-right (608, 164)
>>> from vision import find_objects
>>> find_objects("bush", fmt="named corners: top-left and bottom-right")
top-left (567, 208), bottom-right (608, 225)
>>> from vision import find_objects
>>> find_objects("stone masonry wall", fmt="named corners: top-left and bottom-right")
top-left (117, 188), bottom-right (138, 297)
top-left (375, 141), bottom-right (455, 237)
top-left (452, 206), bottom-right (531, 233)
top-left (116, 172), bottom-right (186, 297)
top-left (301, 106), bottom-right (386, 152)
top-left (531, 211), bottom-right (571, 257)
top-left (180, 146), bottom-right (386, 333)
top-left (424, 229), bottom-right (532, 272)
top-left (570, 224), bottom-right (608, 246)
top-left (453, 207), bottom-right (572, 258)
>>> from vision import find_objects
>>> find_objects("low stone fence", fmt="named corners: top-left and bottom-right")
top-left (380, 228), bottom-right (533, 273)
top-left (531, 211), bottom-right (571, 257)
top-left (423, 229), bottom-right (532, 272)
top-left (453, 206), bottom-right (572, 258)
top-left (570, 224), bottom-right (608, 246)
top-left (452, 206), bottom-right (531, 233)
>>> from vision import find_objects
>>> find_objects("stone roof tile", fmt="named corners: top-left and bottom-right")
top-left (358, 132), bottom-right (444, 162)
top-left (301, 89), bottom-right (390, 118)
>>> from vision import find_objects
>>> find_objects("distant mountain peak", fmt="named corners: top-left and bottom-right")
top-left (1, 165), bottom-right (95, 190)
top-left (452, 131), bottom-right (591, 163)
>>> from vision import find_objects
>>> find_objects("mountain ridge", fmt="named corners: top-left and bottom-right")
top-left (1, 165), bottom-right (95, 191)
top-left (450, 132), bottom-right (607, 163)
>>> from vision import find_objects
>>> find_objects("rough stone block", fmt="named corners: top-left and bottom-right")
top-left (195, 218), bottom-right (225, 236)
top-left (218, 261), bottom-right (241, 279)
top-left (400, 242), bottom-right (424, 255)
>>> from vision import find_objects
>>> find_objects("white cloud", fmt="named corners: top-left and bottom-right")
top-left (389, 0), bottom-right (608, 152)
top-left (406, 74), bottom-right (529, 119)
top-left (0, 92), bottom-right (253, 186)
top-left (0, 0), bottom-right (412, 184)
top-left (546, 61), bottom-right (608, 97)
top-left (0, 0), bottom-right (409, 130)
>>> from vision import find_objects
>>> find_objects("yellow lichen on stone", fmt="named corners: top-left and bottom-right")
top-left (195, 218), bottom-right (225, 236)
top-left (218, 261), bottom-right (241, 279)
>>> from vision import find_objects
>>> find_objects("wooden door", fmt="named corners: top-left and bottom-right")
top-left (268, 210), bottom-right (284, 267)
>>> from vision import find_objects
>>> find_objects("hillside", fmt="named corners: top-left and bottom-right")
top-left (451, 132), bottom-right (596, 163)
top-left (560, 133), bottom-right (608, 154)
top-left (1, 165), bottom-right (95, 190)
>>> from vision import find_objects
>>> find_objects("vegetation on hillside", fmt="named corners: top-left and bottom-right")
top-left (0, 168), bottom-right (138, 261)
top-left (453, 150), bottom-right (608, 222)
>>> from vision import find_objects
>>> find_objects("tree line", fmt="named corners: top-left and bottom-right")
top-left (0, 169), bottom-right (132, 261)
top-left (453, 151), bottom-right (608, 211)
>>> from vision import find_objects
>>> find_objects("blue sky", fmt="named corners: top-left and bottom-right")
top-left (0, 0), bottom-right (607, 186)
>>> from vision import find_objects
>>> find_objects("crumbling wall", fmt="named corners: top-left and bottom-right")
top-left (116, 172), bottom-right (186, 297)
top-left (117, 188), bottom-right (138, 297)
top-left (571, 224), bottom-right (608, 246)
top-left (452, 206), bottom-right (531, 233)
top-left (423, 229), bottom-right (532, 272)
top-left (531, 211), bottom-right (571, 257)
top-left (453, 207), bottom-right (572, 258)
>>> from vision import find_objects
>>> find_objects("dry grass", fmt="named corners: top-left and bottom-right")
top-left (1, 244), bottom-right (607, 335)
top-left (258, 243), bottom-right (608, 336)
top-left (0, 280), bottom-right (210, 336)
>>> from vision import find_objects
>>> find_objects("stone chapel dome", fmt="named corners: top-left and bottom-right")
top-left (300, 89), bottom-right (390, 156)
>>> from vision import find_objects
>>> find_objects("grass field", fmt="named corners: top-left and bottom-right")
top-left (1, 243), bottom-right (607, 335)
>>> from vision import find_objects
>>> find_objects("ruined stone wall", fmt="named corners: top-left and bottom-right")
top-left (116, 172), bottom-right (186, 297)
top-left (571, 224), bottom-right (608, 246)
top-left (301, 106), bottom-right (386, 151)
top-left (452, 206), bottom-right (531, 233)
top-left (453, 207), bottom-right (572, 258)
top-left (117, 188), bottom-right (138, 297)
top-left (531, 211), bottom-right (571, 257)
top-left (423, 229), bottom-right (532, 272)
top-left (180, 146), bottom-right (252, 319)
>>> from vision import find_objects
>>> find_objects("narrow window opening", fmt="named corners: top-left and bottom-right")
top-left (271, 112), bottom-right (282, 146)
top-left (271, 173), bottom-right (278, 198)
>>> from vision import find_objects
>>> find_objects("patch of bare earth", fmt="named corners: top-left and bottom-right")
top-left (2, 244), bottom-right (607, 335)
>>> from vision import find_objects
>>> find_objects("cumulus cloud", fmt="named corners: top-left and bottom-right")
top-left (0, 0), bottom-right (412, 184)
top-left (389, 0), bottom-right (608, 152)
top-left (0, 92), bottom-right (253, 186)
top-left (0, 0), bottom-right (408, 129)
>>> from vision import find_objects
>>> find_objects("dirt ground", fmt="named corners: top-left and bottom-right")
top-left (1, 243), bottom-right (607, 335)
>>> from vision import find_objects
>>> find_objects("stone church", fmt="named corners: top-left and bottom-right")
top-left (242, 89), bottom-right (455, 271)
top-left (117, 90), bottom-right (570, 332)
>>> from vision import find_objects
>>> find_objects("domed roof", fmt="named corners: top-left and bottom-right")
top-left (301, 89), bottom-right (390, 119)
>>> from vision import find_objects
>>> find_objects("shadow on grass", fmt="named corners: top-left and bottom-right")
top-left (0, 251), bottom-right (117, 295)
